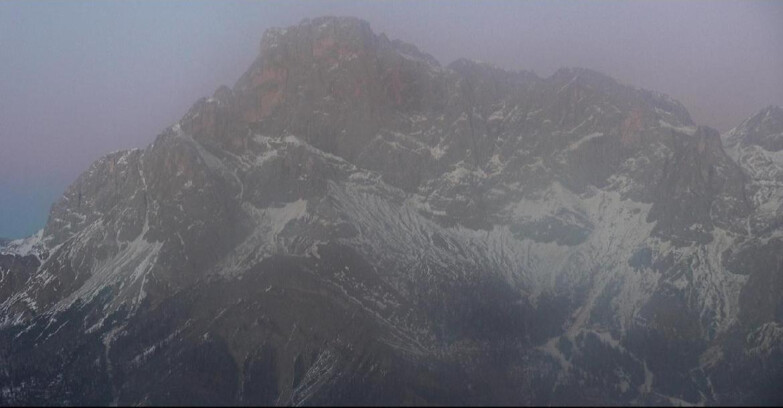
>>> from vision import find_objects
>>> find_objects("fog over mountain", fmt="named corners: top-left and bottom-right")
top-left (1, 0), bottom-right (781, 238)
top-left (1, 5), bottom-right (783, 407)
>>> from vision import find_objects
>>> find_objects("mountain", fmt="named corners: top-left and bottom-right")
top-left (723, 106), bottom-right (783, 236)
top-left (1, 16), bottom-right (781, 405)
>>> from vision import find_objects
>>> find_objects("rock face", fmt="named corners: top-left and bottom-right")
top-left (1, 16), bottom-right (781, 405)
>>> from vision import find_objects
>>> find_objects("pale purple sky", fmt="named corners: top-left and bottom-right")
top-left (1, 0), bottom-right (782, 238)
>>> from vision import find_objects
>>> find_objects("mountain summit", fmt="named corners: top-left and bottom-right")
top-left (1, 17), bottom-right (781, 405)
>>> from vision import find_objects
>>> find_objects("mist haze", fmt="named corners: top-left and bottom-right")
top-left (1, 0), bottom-right (781, 238)
top-left (2, 3), bottom-right (783, 406)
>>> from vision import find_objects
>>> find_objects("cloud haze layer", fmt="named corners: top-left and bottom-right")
top-left (1, 0), bottom-right (781, 238)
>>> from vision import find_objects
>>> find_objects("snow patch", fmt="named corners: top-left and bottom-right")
top-left (1, 229), bottom-right (46, 259)
top-left (658, 120), bottom-right (697, 136)
top-left (567, 132), bottom-right (604, 151)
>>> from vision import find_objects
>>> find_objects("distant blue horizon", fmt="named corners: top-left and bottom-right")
top-left (0, 183), bottom-right (64, 239)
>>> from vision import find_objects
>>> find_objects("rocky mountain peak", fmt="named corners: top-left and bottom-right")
top-left (551, 66), bottom-right (619, 90)
top-left (255, 16), bottom-right (377, 73)
top-left (725, 105), bottom-right (783, 151)
top-left (721, 105), bottom-right (783, 238)
top-left (221, 17), bottom-right (448, 167)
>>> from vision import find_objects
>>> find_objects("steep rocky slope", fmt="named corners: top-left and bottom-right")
top-left (1, 17), bottom-right (781, 405)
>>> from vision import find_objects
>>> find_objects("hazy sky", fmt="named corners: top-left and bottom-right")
top-left (1, 0), bottom-right (782, 238)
